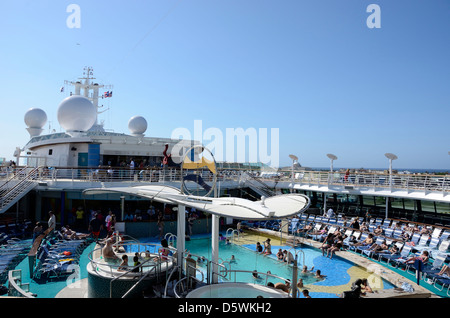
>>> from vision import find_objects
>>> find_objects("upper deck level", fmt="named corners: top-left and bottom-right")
top-left (1, 166), bottom-right (449, 201)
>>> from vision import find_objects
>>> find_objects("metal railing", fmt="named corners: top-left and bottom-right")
top-left (0, 167), bottom-right (39, 212)
top-left (225, 228), bottom-right (240, 242)
top-left (272, 170), bottom-right (450, 193)
top-left (7, 269), bottom-right (36, 298)
top-left (86, 237), bottom-right (175, 298)
top-left (1, 166), bottom-right (449, 196)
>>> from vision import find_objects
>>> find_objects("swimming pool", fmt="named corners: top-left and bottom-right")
top-left (183, 237), bottom-right (396, 298)
top-left (8, 235), bottom-right (396, 298)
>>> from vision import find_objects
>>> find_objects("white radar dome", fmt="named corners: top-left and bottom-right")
top-left (24, 108), bottom-right (47, 128)
top-left (57, 95), bottom-right (97, 134)
top-left (128, 116), bottom-right (147, 135)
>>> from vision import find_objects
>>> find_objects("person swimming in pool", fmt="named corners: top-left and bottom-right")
top-left (301, 265), bottom-right (315, 274)
top-left (118, 254), bottom-right (129, 271)
top-left (256, 242), bottom-right (263, 253)
top-left (153, 239), bottom-right (171, 262)
top-left (315, 269), bottom-right (326, 280)
top-left (252, 270), bottom-right (263, 281)
top-left (276, 249), bottom-right (284, 261)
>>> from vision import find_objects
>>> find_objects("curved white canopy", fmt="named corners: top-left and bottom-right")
top-left (83, 185), bottom-right (310, 220)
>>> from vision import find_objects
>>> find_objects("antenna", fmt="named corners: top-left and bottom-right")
top-left (289, 154), bottom-right (298, 162)
top-left (64, 67), bottom-right (113, 130)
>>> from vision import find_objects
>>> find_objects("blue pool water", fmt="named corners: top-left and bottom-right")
top-left (9, 235), bottom-right (397, 298)
top-left (182, 237), bottom-right (396, 298)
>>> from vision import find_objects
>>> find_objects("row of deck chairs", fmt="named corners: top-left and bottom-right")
top-left (32, 231), bottom-right (90, 282)
top-left (0, 237), bottom-right (31, 285)
top-left (293, 213), bottom-right (450, 295)
top-left (0, 221), bottom-right (33, 240)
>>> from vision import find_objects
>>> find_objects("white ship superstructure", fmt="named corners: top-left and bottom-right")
top-left (21, 67), bottom-right (194, 169)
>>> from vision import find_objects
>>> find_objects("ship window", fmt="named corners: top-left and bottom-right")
top-left (49, 149), bottom-right (53, 155)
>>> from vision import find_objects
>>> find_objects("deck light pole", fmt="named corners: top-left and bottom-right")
top-left (289, 154), bottom-right (298, 193)
top-left (326, 154), bottom-right (338, 173)
top-left (384, 153), bottom-right (398, 218)
top-left (385, 153), bottom-right (398, 189)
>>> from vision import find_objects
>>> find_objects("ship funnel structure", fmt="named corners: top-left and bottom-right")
top-left (24, 108), bottom-right (47, 137)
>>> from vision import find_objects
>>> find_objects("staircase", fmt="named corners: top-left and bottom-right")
top-left (0, 167), bottom-right (40, 214)
top-left (240, 172), bottom-right (276, 198)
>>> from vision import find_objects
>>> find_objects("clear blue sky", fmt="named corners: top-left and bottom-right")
top-left (0, 0), bottom-right (449, 169)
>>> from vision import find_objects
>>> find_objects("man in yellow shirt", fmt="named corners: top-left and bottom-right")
top-left (75, 206), bottom-right (84, 230)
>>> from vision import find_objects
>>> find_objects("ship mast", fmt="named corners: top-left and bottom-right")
top-left (64, 66), bottom-right (113, 131)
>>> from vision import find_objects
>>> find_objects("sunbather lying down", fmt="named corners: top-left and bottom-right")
top-left (437, 264), bottom-right (450, 277)
top-left (404, 251), bottom-right (429, 264)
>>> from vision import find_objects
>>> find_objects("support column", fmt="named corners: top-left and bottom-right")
top-left (177, 204), bottom-right (186, 268)
top-left (211, 214), bottom-right (219, 284)
top-left (60, 191), bottom-right (65, 226)
top-left (385, 197), bottom-right (389, 219)
top-left (120, 196), bottom-right (125, 221)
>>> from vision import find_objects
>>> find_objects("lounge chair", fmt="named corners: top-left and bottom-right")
top-left (306, 224), bottom-right (322, 240)
top-left (415, 234), bottom-right (430, 249)
top-left (422, 254), bottom-right (448, 281)
top-left (381, 219), bottom-right (392, 228)
top-left (432, 275), bottom-right (450, 295)
top-left (35, 258), bottom-right (77, 281)
top-left (439, 230), bottom-right (450, 242)
top-left (360, 237), bottom-right (385, 257)
top-left (414, 237), bottom-right (439, 254)
top-left (408, 233), bottom-right (421, 246)
top-left (393, 229), bottom-right (403, 240)
top-left (386, 245), bottom-right (413, 268)
top-left (376, 241), bottom-right (405, 262)
top-left (430, 227), bottom-right (442, 239)
top-left (348, 233), bottom-right (368, 252)
top-left (430, 240), bottom-right (450, 260)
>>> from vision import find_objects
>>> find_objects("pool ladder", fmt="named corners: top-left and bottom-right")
top-left (164, 233), bottom-right (177, 246)
top-left (225, 228), bottom-right (240, 242)
top-left (287, 247), bottom-right (305, 269)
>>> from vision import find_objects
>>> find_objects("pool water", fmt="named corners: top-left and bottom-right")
top-left (8, 235), bottom-right (396, 298)
top-left (185, 238), bottom-right (321, 285)
top-left (184, 237), bottom-right (396, 298)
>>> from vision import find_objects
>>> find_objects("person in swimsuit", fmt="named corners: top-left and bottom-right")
top-left (276, 249), bottom-right (284, 261)
top-left (404, 251), bottom-right (429, 264)
top-left (262, 238), bottom-right (272, 255)
top-left (118, 254), bottom-right (129, 271)
top-left (154, 239), bottom-right (171, 262)
top-left (102, 238), bottom-right (120, 262)
top-left (326, 235), bottom-right (343, 259)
